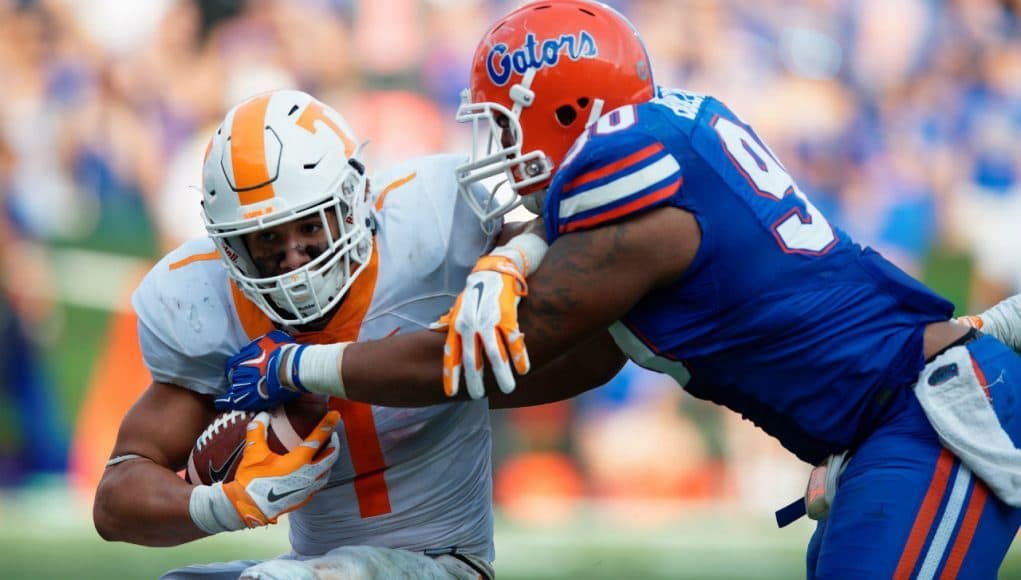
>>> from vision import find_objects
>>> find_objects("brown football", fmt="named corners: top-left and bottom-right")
top-left (185, 395), bottom-right (330, 485)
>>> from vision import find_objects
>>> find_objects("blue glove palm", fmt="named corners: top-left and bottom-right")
top-left (216, 330), bottom-right (304, 412)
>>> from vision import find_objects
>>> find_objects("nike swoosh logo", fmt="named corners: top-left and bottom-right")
top-left (267, 486), bottom-right (308, 503)
top-left (208, 440), bottom-right (246, 482)
top-left (246, 352), bottom-right (268, 366)
top-left (471, 281), bottom-right (485, 317)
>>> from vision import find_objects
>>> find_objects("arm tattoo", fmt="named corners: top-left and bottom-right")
top-left (521, 220), bottom-right (637, 348)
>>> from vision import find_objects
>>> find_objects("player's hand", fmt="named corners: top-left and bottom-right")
top-left (217, 330), bottom-right (302, 412)
top-left (957, 293), bottom-right (1021, 353)
top-left (222, 410), bottom-right (340, 527)
top-left (432, 255), bottom-right (529, 399)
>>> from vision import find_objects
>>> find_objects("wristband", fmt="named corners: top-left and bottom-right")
top-left (492, 232), bottom-right (548, 275)
top-left (293, 342), bottom-right (350, 399)
top-left (287, 344), bottom-right (308, 392)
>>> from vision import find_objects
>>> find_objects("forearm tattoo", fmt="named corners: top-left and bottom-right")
top-left (520, 221), bottom-right (635, 349)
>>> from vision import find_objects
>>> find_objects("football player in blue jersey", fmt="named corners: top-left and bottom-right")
top-left (216, 1), bottom-right (1021, 577)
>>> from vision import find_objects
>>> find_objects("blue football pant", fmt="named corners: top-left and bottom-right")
top-left (807, 335), bottom-right (1021, 579)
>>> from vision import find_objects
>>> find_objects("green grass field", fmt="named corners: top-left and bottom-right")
top-left (3, 486), bottom-right (1020, 579)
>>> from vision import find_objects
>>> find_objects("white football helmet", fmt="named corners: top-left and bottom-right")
top-left (201, 89), bottom-right (373, 326)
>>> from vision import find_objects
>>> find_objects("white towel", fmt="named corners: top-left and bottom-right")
top-left (914, 345), bottom-right (1021, 507)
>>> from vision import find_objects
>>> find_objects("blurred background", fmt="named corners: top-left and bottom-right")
top-left (1, 0), bottom-right (1020, 577)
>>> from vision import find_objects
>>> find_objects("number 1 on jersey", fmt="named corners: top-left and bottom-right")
top-left (329, 398), bottom-right (392, 518)
top-left (713, 116), bottom-right (837, 255)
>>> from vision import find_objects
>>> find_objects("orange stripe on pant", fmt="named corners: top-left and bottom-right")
top-left (939, 355), bottom-right (990, 579)
top-left (894, 448), bottom-right (955, 579)
top-left (939, 482), bottom-right (988, 579)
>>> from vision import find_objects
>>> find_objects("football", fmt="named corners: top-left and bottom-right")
top-left (185, 394), bottom-right (331, 485)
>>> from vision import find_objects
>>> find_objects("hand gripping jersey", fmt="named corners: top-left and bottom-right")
top-left (544, 89), bottom-right (955, 465)
top-left (133, 154), bottom-right (497, 559)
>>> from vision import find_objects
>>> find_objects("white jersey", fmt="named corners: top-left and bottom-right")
top-left (133, 154), bottom-right (497, 559)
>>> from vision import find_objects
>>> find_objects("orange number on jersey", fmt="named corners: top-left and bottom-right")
top-left (329, 398), bottom-right (392, 518)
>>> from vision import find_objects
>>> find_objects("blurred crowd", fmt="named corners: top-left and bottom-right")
top-left (1, 0), bottom-right (1020, 524)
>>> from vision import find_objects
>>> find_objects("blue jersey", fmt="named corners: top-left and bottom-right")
top-left (544, 89), bottom-right (954, 464)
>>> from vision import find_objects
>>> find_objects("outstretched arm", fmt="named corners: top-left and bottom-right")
top-left (217, 206), bottom-right (696, 410)
top-left (341, 206), bottom-right (698, 400)
top-left (335, 328), bottom-right (627, 408)
top-left (486, 331), bottom-right (627, 409)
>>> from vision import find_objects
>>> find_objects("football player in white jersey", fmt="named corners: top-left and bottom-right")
top-left (92, 89), bottom-right (622, 580)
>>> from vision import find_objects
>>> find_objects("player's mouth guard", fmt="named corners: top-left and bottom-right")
top-left (775, 452), bottom-right (849, 528)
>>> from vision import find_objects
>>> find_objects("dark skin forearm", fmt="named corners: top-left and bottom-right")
top-left (342, 206), bottom-right (698, 404)
top-left (487, 331), bottom-right (627, 408)
top-left (342, 329), bottom-right (627, 407)
top-left (94, 382), bottom-right (216, 546)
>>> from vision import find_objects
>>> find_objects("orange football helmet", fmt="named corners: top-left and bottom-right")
top-left (456, 0), bottom-right (655, 225)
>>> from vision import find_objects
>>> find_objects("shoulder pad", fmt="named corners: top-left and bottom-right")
top-left (546, 108), bottom-right (683, 241)
top-left (131, 238), bottom-right (242, 394)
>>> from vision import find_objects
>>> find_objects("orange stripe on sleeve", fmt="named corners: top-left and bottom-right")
top-left (562, 142), bottom-right (664, 193)
top-left (939, 481), bottom-right (988, 579)
top-left (894, 449), bottom-right (955, 580)
top-left (374, 172), bottom-right (416, 212)
top-left (168, 250), bottom-right (221, 271)
top-left (230, 94), bottom-right (276, 206)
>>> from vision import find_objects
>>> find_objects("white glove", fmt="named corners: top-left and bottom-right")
top-left (190, 410), bottom-right (340, 533)
top-left (433, 255), bottom-right (529, 400)
top-left (432, 232), bottom-right (548, 400)
top-left (957, 294), bottom-right (1021, 353)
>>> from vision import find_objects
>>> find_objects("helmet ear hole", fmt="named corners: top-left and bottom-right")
top-left (577, 97), bottom-right (590, 109)
top-left (555, 105), bottom-right (578, 127)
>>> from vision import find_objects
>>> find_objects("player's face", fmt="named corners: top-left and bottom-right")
top-left (243, 213), bottom-right (340, 278)
top-left (495, 112), bottom-right (516, 149)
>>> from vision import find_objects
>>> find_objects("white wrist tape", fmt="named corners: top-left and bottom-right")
top-left (189, 482), bottom-right (245, 534)
top-left (294, 342), bottom-right (350, 399)
top-left (492, 232), bottom-right (548, 275)
top-left (978, 294), bottom-right (1021, 352)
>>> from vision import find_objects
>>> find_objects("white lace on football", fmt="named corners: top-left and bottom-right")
top-left (195, 410), bottom-right (252, 451)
